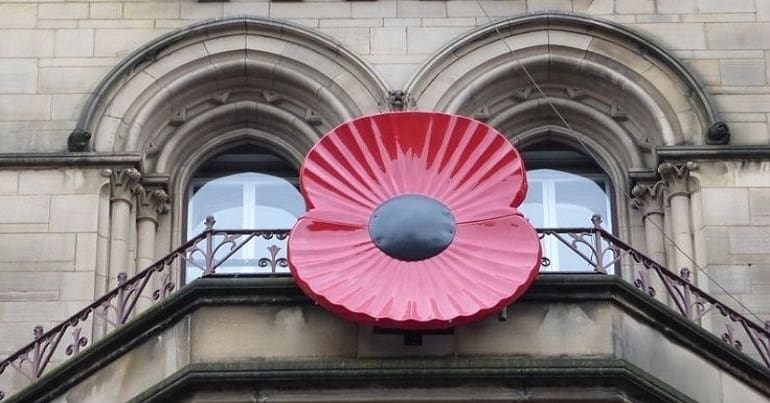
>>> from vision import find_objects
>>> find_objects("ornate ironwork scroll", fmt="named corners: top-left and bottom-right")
top-left (2, 216), bottom-right (769, 401)
top-left (537, 216), bottom-right (770, 369)
top-left (0, 217), bottom-right (289, 401)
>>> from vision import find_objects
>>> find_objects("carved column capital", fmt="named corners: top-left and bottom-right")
top-left (658, 161), bottom-right (698, 199)
top-left (136, 186), bottom-right (170, 224)
top-left (106, 168), bottom-right (142, 205)
top-left (631, 181), bottom-right (666, 218)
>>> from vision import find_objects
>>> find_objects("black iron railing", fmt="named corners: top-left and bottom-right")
top-left (0, 216), bottom-right (768, 400)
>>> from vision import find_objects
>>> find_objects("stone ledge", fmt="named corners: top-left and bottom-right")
top-left (6, 274), bottom-right (770, 402)
top-left (0, 153), bottom-right (142, 168)
top-left (657, 146), bottom-right (770, 160)
top-left (131, 358), bottom-right (692, 403)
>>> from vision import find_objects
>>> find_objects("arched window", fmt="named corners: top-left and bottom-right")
top-left (186, 144), bottom-right (304, 281)
top-left (520, 142), bottom-right (614, 272)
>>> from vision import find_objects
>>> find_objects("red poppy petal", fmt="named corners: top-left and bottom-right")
top-left (288, 215), bottom-right (400, 324)
top-left (429, 214), bottom-right (542, 321)
top-left (287, 216), bottom-right (372, 266)
top-left (372, 113), bottom-right (528, 219)
top-left (299, 113), bottom-right (528, 220)
top-left (439, 137), bottom-right (527, 222)
top-left (289, 213), bottom-right (541, 329)
top-left (292, 112), bottom-right (540, 330)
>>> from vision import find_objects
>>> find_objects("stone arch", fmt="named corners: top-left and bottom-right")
top-left (71, 16), bottom-right (389, 170)
top-left (70, 16), bottom-right (389, 249)
top-left (406, 12), bottom-right (720, 169)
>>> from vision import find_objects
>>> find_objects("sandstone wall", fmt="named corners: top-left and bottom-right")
top-left (1, 0), bottom-right (769, 370)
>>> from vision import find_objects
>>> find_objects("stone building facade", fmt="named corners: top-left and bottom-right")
top-left (1, 0), bottom-right (770, 402)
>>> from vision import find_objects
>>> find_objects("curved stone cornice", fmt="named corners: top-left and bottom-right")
top-left (406, 12), bottom-right (718, 147)
top-left (71, 16), bottom-right (389, 154)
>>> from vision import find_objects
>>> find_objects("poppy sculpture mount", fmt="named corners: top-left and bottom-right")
top-left (288, 112), bottom-right (542, 330)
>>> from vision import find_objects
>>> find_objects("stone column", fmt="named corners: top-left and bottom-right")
top-left (632, 180), bottom-right (668, 302)
top-left (135, 186), bottom-right (170, 271)
top-left (658, 162), bottom-right (698, 274)
top-left (108, 169), bottom-right (141, 282)
top-left (631, 181), bottom-right (667, 265)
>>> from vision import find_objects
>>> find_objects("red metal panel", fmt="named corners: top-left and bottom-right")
top-left (288, 112), bottom-right (542, 330)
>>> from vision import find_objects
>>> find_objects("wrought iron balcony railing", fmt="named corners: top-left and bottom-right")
top-left (0, 216), bottom-right (768, 400)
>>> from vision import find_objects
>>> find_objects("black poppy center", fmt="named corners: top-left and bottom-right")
top-left (369, 194), bottom-right (456, 261)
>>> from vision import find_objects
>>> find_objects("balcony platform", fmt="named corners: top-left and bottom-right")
top-left (6, 274), bottom-right (769, 403)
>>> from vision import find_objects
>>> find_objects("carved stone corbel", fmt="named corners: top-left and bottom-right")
top-left (706, 121), bottom-right (730, 145)
top-left (388, 90), bottom-right (409, 111)
top-left (67, 128), bottom-right (91, 152)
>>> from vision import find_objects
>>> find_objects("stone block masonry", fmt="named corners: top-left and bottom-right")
top-left (0, 1), bottom-right (769, 391)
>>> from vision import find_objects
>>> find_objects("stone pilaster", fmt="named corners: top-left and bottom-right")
top-left (658, 162), bottom-right (698, 274)
top-left (107, 168), bottom-right (141, 280)
top-left (632, 180), bottom-right (668, 303)
top-left (135, 186), bottom-right (169, 271)
top-left (631, 181), bottom-right (667, 266)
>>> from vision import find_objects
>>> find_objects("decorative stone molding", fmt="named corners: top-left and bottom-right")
top-left (565, 87), bottom-right (588, 100)
top-left (631, 181), bottom-right (666, 218)
top-left (136, 187), bottom-right (170, 225)
top-left (78, 17), bottom-right (388, 155)
top-left (658, 162), bottom-right (698, 199)
top-left (512, 87), bottom-right (533, 101)
top-left (387, 90), bottom-right (408, 111)
top-left (407, 13), bottom-right (718, 147)
top-left (106, 168), bottom-right (142, 205)
top-left (471, 106), bottom-right (490, 121)
top-left (67, 128), bottom-right (91, 152)
top-left (262, 90), bottom-right (283, 105)
top-left (304, 109), bottom-right (323, 126)
top-left (0, 153), bottom-right (141, 167)
top-left (706, 121), bottom-right (731, 145)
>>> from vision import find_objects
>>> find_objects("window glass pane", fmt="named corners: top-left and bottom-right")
top-left (250, 174), bottom-right (306, 223)
top-left (520, 167), bottom-right (613, 273)
top-left (554, 180), bottom-right (608, 227)
top-left (188, 173), bottom-right (304, 235)
top-left (189, 183), bottom-right (243, 232)
top-left (520, 181), bottom-right (544, 227)
top-left (186, 146), bottom-right (303, 281)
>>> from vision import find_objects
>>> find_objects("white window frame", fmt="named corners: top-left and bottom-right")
top-left (523, 169), bottom-right (613, 272)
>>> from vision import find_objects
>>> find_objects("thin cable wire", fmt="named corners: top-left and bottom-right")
top-left (474, 3), bottom-right (764, 322)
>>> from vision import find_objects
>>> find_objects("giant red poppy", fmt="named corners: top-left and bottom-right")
top-left (288, 112), bottom-right (541, 330)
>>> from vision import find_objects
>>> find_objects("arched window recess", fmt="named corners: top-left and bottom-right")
top-left (403, 12), bottom-right (723, 276)
top-left (185, 144), bottom-right (304, 282)
top-left (519, 140), bottom-right (616, 273)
